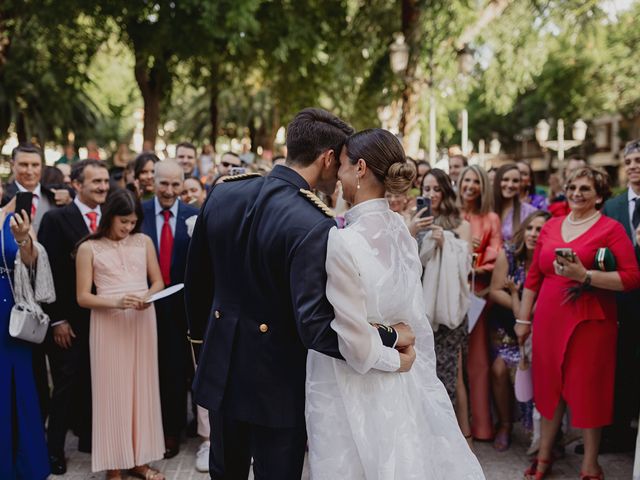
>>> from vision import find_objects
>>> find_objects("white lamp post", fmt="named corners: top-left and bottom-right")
top-left (535, 118), bottom-right (587, 163)
top-left (457, 45), bottom-right (474, 155)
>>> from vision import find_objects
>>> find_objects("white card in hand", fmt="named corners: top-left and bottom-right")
top-left (145, 283), bottom-right (185, 303)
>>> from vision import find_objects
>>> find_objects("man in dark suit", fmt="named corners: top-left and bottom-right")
top-left (184, 108), bottom-right (414, 480)
top-left (141, 159), bottom-right (199, 458)
top-left (600, 139), bottom-right (640, 453)
top-left (38, 159), bottom-right (110, 474)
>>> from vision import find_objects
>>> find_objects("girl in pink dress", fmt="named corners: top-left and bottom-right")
top-left (77, 189), bottom-right (165, 480)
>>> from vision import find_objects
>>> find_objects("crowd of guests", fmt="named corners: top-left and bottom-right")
top-left (0, 141), bottom-right (240, 479)
top-left (1, 136), bottom-right (640, 480)
top-left (387, 147), bottom-right (640, 480)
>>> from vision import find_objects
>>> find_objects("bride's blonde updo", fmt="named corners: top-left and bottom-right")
top-left (345, 128), bottom-right (416, 194)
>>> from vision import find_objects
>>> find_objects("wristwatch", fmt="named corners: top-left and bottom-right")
top-left (16, 237), bottom-right (30, 247)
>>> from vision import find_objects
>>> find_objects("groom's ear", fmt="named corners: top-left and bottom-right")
top-left (319, 149), bottom-right (335, 168)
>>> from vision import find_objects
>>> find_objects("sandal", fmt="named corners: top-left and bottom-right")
top-left (493, 424), bottom-right (512, 452)
top-left (106, 471), bottom-right (123, 480)
top-left (524, 457), bottom-right (553, 479)
top-left (580, 470), bottom-right (604, 480)
top-left (129, 465), bottom-right (166, 480)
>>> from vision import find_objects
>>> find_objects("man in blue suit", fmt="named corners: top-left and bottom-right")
top-left (142, 159), bottom-right (199, 458)
top-left (600, 139), bottom-right (640, 453)
top-left (184, 108), bottom-right (414, 480)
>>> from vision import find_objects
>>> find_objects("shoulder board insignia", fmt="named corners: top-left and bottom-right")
top-left (299, 188), bottom-right (335, 218)
top-left (222, 172), bottom-right (262, 182)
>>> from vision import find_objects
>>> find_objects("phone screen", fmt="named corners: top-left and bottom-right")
top-left (416, 196), bottom-right (432, 218)
top-left (15, 192), bottom-right (34, 221)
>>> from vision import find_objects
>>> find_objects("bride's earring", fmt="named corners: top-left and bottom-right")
top-left (356, 175), bottom-right (361, 190)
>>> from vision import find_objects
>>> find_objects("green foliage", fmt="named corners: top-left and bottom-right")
top-left (0, 1), bottom-right (107, 144)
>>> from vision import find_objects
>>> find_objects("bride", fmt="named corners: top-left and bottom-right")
top-left (305, 128), bottom-right (485, 479)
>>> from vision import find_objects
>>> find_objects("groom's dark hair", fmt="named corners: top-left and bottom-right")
top-left (285, 108), bottom-right (354, 167)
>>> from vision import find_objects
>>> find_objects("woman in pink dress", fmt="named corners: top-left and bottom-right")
top-left (77, 189), bottom-right (165, 480)
top-left (516, 167), bottom-right (640, 480)
top-left (459, 165), bottom-right (502, 441)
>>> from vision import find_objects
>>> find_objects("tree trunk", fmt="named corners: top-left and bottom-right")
top-left (16, 111), bottom-right (26, 143)
top-left (134, 52), bottom-right (169, 149)
top-left (208, 76), bottom-right (219, 151)
top-left (398, 0), bottom-right (422, 156)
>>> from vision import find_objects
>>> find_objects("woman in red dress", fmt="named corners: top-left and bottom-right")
top-left (459, 165), bottom-right (502, 441)
top-left (516, 167), bottom-right (640, 480)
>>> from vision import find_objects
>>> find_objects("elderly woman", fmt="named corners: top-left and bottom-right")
top-left (516, 167), bottom-right (640, 480)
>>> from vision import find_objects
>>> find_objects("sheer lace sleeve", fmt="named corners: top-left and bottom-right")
top-left (326, 228), bottom-right (400, 374)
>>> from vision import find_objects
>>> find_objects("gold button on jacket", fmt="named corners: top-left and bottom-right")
top-left (259, 323), bottom-right (269, 333)
top-left (214, 310), bottom-right (221, 319)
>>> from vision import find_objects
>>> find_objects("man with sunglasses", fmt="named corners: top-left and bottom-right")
top-left (598, 139), bottom-right (640, 454)
top-left (216, 152), bottom-right (242, 178)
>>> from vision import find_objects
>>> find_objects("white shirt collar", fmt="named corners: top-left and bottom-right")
top-left (15, 181), bottom-right (42, 197)
top-left (628, 186), bottom-right (640, 203)
top-left (73, 196), bottom-right (101, 216)
top-left (154, 196), bottom-right (180, 217)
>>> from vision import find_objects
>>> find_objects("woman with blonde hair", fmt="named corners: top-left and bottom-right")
top-left (458, 164), bottom-right (502, 441)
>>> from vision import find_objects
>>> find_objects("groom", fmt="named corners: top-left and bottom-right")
top-left (184, 108), bottom-right (415, 480)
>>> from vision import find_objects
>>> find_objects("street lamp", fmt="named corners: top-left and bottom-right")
top-left (389, 33), bottom-right (409, 75)
top-left (535, 118), bottom-right (587, 164)
top-left (457, 44), bottom-right (474, 155)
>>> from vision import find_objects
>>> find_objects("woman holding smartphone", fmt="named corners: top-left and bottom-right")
top-left (516, 167), bottom-right (640, 480)
top-left (410, 169), bottom-right (474, 444)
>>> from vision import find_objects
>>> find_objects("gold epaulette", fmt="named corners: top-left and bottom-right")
top-left (299, 188), bottom-right (335, 218)
top-left (222, 172), bottom-right (262, 182)
top-left (187, 335), bottom-right (203, 345)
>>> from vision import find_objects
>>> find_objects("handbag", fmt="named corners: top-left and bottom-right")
top-left (594, 247), bottom-right (616, 272)
top-left (1, 223), bottom-right (49, 344)
top-left (514, 345), bottom-right (533, 402)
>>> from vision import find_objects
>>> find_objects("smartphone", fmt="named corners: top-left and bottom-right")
top-left (555, 247), bottom-right (576, 262)
top-left (230, 167), bottom-right (247, 176)
top-left (15, 191), bottom-right (34, 222)
top-left (415, 196), bottom-right (432, 218)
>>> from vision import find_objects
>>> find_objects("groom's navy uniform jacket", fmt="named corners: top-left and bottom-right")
top-left (184, 165), bottom-right (396, 429)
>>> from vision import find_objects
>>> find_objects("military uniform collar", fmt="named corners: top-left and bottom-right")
top-left (269, 165), bottom-right (310, 190)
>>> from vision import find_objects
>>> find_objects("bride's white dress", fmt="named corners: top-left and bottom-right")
top-left (306, 198), bottom-right (485, 480)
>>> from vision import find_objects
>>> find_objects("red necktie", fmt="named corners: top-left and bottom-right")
top-left (159, 210), bottom-right (174, 286)
top-left (31, 194), bottom-right (39, 218)
top-left (86, 211), bottom-right (98, 233)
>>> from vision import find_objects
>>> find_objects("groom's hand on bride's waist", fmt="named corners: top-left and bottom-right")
top-left (391, 322), bottom-right (416, 348)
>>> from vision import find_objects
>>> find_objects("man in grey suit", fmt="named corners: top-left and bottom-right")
top-left (599, 138), bottom-right (640, 453)
top-left (1, 143), bottom-right (72, 233)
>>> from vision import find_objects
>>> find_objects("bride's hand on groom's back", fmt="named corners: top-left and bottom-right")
top-left (397, 345), bottom-right (416, 372)
top-left (392, 322), bottom-right (415, 348)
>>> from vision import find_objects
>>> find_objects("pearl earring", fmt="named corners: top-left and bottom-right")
top-left (356, 175), bottom-right (361, 190)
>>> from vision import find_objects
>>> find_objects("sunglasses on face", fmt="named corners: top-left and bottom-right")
top-left (566, 185), bottom-right (594, 194)
top-left (221, 161), bottom-right (240, 168)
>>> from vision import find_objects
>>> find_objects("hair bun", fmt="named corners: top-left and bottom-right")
top-left (385, 161), bottom-right (416, 194)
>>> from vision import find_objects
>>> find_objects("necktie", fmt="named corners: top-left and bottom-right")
top-left (633, 198), bottom-right (640, 231)
top-left (31, 194), bottom-right (39, 219)
top-left (86, 211), bottom-right (98, 233)
top-left (159, 210), bottom-right (174, 286)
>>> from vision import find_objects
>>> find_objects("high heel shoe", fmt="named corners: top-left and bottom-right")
top-left (524, 457), bottom-right (553, 479)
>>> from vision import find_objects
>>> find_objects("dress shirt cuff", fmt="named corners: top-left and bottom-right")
top-left (373, 347), bottom-right (401, 372)
top-left (51, 320), bottom-right (68, 327)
